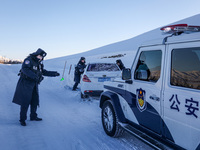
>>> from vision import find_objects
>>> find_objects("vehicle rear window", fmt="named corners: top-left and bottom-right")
top-left (171, 47), bottom-right (200, 90)
top-left (87, 63), bottom-right (120, 72)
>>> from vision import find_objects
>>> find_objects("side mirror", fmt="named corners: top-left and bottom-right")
top-left (135, 70), bottom-right (148, 80)
top-left (122, 68), bottom-right (131, 80)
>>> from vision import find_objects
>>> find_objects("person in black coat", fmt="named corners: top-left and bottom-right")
top-left (116, 59), bottom-right (125, 70)
top-left (12, 48), bottom-right (60, 126)
top-left (72, 57), bottom-right (86, 91)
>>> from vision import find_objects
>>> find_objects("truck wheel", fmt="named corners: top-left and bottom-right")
top-left (101, 100), bottom-right (124, 137)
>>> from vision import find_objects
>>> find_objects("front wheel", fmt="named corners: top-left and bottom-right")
top-left (101, 100), bottom-right (124, 137)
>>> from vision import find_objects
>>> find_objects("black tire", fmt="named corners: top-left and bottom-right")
top-left (81, 92), bottom-right (85, 98)
top-left (101, 100), bottom-right (124, 137)
top-left (81, 92), bottom-right (89, 99)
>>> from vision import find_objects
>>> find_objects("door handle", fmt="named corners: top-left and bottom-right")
top-left (149, 95), bottom-right (160, 101)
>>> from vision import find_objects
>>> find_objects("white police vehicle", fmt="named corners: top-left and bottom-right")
top-left (99, 24), bottom-right (200, 150)
top-left (81, 62), bottom-right (121, 98)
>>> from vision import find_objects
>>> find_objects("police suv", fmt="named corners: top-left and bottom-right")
top-left (99, 24), bottom-right (200, 150)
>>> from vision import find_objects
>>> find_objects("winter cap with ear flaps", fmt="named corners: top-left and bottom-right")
top-left (116, 59), bottom-right (122, 64)
top-left (31, 48), bottom-right (47, 57)
top-left (81, 57), bottom-right (85, 60)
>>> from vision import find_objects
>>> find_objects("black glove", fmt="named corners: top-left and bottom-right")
top-left (55, 72), bottom-right (60, 76)
top-left (38, 76), bottom-right (44, 83)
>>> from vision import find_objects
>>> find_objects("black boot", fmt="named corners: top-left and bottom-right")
top-left (30, 117), bottom-right (42, 121)
top-left (72, 82), bottom-right (78, 91)
top-left (19, 120), bottom-right (26, 126)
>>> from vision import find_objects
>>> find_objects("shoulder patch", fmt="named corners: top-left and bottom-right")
top-left (25, 60), bottom-right (30, 65)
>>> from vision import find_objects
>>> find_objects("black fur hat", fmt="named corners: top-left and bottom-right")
top-left (116, 59), bottom-right (122, 64)
top-left (31, 48), bottom-right (47, 57)
top-left (81, 57), bottom-right (85, 60)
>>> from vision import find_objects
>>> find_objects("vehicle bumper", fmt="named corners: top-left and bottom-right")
top-left (84, 90), bottom-right (103, 97)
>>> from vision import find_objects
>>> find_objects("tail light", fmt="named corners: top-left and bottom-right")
top-left (82, 75), bottom-right (91, 82)
top-left (84, 90), bottom-right (93, 93)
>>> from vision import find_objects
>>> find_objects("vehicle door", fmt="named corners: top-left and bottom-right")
top-left (163, 42), bottom-right (200, 149)
top-left (125, 45), bottom-right (165, 135)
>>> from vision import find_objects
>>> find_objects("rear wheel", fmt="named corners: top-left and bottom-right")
top-left (101, 100), bottom-right (124, 137)
top-left (81, 92), bottom-right (89, 99)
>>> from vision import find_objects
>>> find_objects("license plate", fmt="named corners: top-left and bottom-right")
top-left (98, 77), bottom-right (111, 82)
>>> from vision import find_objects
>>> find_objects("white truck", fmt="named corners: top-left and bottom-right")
top-left (99, 24), bottom-right (200, 150)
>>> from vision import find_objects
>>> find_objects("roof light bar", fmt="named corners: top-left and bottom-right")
top-left (160, 24), bottom-right (200, 34)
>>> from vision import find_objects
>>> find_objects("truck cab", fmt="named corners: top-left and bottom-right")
top-left (99, 24), bottom-right (200, 150)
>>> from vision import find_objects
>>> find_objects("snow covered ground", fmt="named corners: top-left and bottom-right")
top-left (0, 63), bottom-right (153, 150)
top-left (1, 14), bottom-right (200, 150)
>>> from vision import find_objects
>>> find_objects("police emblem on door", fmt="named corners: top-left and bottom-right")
top-left (136, 88), bottom-right (147, 112)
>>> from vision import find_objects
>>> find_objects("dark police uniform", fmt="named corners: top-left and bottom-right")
top-left (72, 57), bottom-right (86, 90)
top-left (116, 59), bottom-right (125, 70)
top-left (12, 48), bottom-right (60, 126)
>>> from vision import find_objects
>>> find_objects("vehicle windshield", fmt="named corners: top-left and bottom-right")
top-left (87, 63), bottom-right (120, 72)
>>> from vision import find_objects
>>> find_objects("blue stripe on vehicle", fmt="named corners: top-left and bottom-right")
top-left (104, 85), bottom-right (174, 142)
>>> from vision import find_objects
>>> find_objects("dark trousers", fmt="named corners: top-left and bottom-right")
top-left (20, 87), bottom-right (38, 121)
top-left (72, 82), bottom-right (79, 90)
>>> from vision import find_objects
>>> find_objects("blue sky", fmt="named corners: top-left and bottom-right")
top-left (0, 0), bottom-right (200, 60)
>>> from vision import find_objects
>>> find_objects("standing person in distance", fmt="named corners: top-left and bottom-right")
top-left (12, 48), bottom-right (60, 126)
top-left (116, 59), bottom-right (125, 70)
top-left (72, 57), bottom-right (86, 91)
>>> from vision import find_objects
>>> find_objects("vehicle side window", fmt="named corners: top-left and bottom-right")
top-left (134, 50), bottom-right (162, 82)
top-left (171, 47), bottom-right (200, 90)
